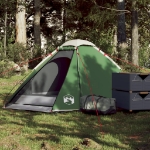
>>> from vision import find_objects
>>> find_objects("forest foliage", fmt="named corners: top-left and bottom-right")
top-left (0, 0), bottom-right (150, 74)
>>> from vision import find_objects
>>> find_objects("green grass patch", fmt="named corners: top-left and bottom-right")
top-left (0, 74), bottom-right (150, 150)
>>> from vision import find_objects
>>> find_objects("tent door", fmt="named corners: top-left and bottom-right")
top-left (5, 51), bottom-right (74, 112)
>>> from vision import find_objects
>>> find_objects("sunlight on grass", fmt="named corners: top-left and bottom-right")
top-left (0, 74), bottom-right (150, 149)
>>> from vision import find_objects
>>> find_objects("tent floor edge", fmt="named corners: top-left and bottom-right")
top-left (52, 109), bottom-right (79, 112)
top-left (4, 104), bottom-right (53, 113)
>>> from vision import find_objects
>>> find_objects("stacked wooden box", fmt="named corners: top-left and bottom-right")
top-left (112, 73), bottom-right (150, 111)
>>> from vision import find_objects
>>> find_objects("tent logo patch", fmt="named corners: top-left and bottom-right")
top-left (63, 94), bottom-right (74, 105)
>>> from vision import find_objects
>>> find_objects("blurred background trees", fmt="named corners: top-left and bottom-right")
top-left (0, 0), bottom-right (150, 73)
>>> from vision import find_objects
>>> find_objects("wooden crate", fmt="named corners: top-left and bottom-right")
top-left (112, 73), bottom-right (150, 91)
top-left (112, 90), bottom-right (150, 110)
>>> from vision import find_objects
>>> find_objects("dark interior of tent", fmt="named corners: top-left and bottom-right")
top-left (18, 57), bottom-right (71, 96)
top-left (5, 51), bottom-right (74, 111)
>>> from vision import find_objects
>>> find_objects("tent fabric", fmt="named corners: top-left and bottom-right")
top-left (4, 39), bottom-right (121, 113)
top-left (61, 39), bottom-right (95, 47)
top-left (94, 47), bottom-right (121, 70)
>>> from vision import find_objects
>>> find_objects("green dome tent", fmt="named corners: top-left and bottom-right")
top-left (4, 39), bottom-right (121, 112)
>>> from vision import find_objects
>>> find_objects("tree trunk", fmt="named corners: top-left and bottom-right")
top-left (16, 0), bottom-right (28, 72)
top-left (117, 0), bottom-right (126, 45)
top-left (30, 0), bottom-right (41, 68)
top-left (4, 9), bottom-right (7, 56)
top-left (111, 26), bottom-right (118, 56)
top-left (62, 0), bottom-right (66, 43)
top-left (16, 0), bottom-right (26, 46)
top-left (131, 0), bottom-right (139, 66)
top-left (117, 0), bottom-right (127, 63)
top-left (34, 0), bottom-right (41, 48)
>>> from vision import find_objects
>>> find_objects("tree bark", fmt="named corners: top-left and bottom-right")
top-left (4, 9), bottom-right (7, 56)
top-left (16, 0), bottom-right (28, 71)
top-left (30, 0), bottom-right (42, 68)
top-left (117, 0), bottom-right (128, 63)
top-left (131, 0), bottom-right (139, 66)
top-left (111, 26), bottom-right (118, 56)
top-left (16, 0), bottom-right (26, 46)
top-left (34, 0), bottom-right (41, 48)
top-left (62, 0), bottom-right (66, 43)
top-left (117, 0), bottom-right (126, 46)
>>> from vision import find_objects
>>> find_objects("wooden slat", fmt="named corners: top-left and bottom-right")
top-left (139, 73), bottom-right (150, 75)
top-left (112, 89), bottom-right (150, 94)
top-left (139, 92), bottom-right (149, 94)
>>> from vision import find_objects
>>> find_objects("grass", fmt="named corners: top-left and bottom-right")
top-left (0, 73), bottom-right (150, 150)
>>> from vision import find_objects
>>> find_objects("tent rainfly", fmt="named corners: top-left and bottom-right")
top-left (4, 39), bottom-right (121, 112)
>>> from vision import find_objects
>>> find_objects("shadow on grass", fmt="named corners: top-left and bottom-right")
top-left (0, 93), bottom-right (10, 102)
top-left (1, 50), bottom-right (150, 149)
top-left (1, 100), bottom-right (150, 149)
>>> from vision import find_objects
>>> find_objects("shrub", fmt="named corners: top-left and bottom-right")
top-left (0, 43), bottom-right (30, 78)
top-left (0, 60), bottom-right (15, 78)
top-left (139, 42), bottom-right (150, 67)
top-left (6, 43), bottom-right (29, 64)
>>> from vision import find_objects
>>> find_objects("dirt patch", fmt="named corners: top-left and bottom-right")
top-left (41, 141), bottom-right (59, 150)
top-left (72, 138), bottom-right (102, 150)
